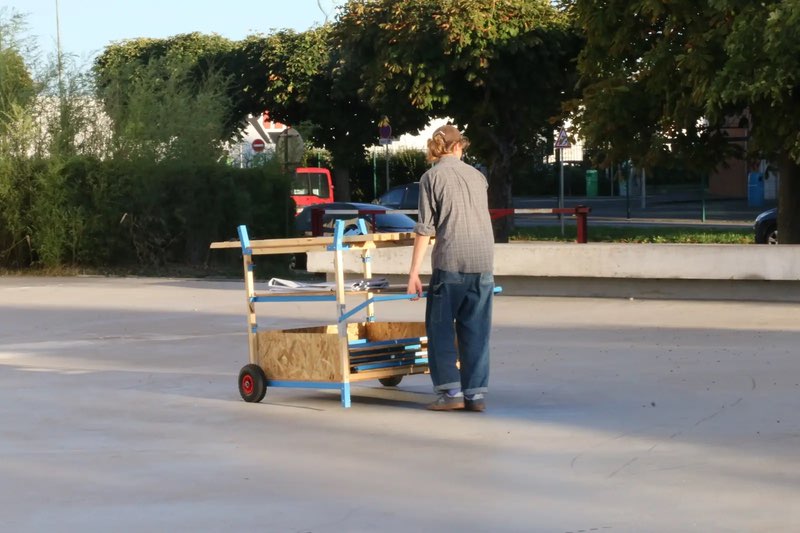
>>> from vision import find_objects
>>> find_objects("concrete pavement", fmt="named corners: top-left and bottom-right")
top-left (1, 277), bottom-right (798, 532)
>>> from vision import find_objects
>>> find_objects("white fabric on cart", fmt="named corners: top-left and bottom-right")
top-left (265, 277), bottom-right (390, 292)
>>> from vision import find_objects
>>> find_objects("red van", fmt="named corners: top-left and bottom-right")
top-left (291, 167), bottom-right (334, 214)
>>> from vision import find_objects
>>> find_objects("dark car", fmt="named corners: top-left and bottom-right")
top-left (294, 202), bottom-right (417, 236)
top-left (754, 207), bottom-right (778, 244)
top-left (376, 182), bottom-right (420, 211)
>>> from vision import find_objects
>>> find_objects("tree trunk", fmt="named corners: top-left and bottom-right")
top-left (332, 167), bottom-right (351, 202)
top-left (487, 148), bottom-right (514, 243)
top-left (778, 153), bottom-right (800, 244)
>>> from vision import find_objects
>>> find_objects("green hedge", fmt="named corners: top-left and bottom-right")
top-left (0, 156), bottom-right (292, 269)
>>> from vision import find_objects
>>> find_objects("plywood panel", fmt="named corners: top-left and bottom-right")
top-left (365, 322), bottom-right (427, 342)
top-left (256, 329), bottom-right (343, 381)
top-left (255, 323), bottom-right (365, 381)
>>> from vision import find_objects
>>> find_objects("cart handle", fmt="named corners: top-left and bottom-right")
top-left (337, 286), bottom-right (502, 323)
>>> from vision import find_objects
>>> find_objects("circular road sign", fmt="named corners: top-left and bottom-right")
top-left (251, 138), bottom-right (266, 153)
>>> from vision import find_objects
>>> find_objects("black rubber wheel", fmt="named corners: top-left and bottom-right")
top-left (379, 376), bottom-right (403, 387)
top-left (756, 222), bottom-right (777, 244)
top-left (238, 364), bottom-right (267, 403)
top-left (765, 223), bottom-right (778, 245)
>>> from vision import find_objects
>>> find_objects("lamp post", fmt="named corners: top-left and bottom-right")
top-left (378, 117), bottom-right (392, 193)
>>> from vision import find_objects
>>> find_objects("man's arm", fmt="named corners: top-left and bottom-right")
top-left (407, 234), bottom-right (431, 299)
top-left (408, 175), bottom-right (435, 299)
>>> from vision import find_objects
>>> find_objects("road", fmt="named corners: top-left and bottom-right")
top-left (1, 277), bottom-right (798, 532)
top-left (513, 193), bottom-right (773, 229)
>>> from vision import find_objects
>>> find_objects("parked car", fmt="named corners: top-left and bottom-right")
top-left (294, 202), bottom-right (417, 236)
top-left (754, 207), bottom-right (778, 244)
top-left (376, 182), bottom-right (420, 211)
top-left (292, 202), bottom-right (417, 270)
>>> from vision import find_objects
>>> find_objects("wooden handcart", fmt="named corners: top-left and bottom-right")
top-left (210, 219), bottom-right (430, 408)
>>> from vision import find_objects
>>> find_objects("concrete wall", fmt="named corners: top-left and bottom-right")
top-left (307, 242), bottom-right (800, 302)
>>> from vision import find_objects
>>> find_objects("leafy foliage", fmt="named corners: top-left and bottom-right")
top-left (0, 11), bottom-right (36, 135)
top-left (335, 0), bottom-right (582, 240)
top-left (100, 56), bottom-right (231, 162)
top-left (0, 19), bottom-right (293, 270)
top-left (570, 0), bottom-right (800, 242)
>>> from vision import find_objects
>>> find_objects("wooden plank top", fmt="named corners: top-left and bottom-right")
top-left (210, 232), bottom-right (418, 254)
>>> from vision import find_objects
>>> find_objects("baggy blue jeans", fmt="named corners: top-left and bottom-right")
top-left (425, 269), bottom-right (494, 397)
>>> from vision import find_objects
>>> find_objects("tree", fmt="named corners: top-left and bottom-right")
top-left (94, 34), bottom-right (233, 162)
top-left (334, 0), bottom-right (582, 241)
top-left (570, 0), bottom-right (800, 243)
top-left (0, 10), bottom-right (35, 134)
top-left (96, 29), bottom-right (401, 200)
top-left (239, 27), bottom-right (427, 200)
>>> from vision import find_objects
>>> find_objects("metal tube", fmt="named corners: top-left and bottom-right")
top-left (385, 145), bottom-right (390, 193)
top-left (559, 149), bottom-right (565, 236)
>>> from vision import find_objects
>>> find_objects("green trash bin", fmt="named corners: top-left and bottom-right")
top-left (585, 169), bottom-right (598, 197)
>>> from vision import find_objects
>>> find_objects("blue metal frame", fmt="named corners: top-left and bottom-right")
top-left (349, 336), bottom-right (426, 348)
top-left (351, 357), bottom-right (429, 372)
top-left (237, 225), bottom-right (252, 255)
top-left (266, 380), bottom-right (351, 408)
top-left (339, 287), bottom-right (502, 323)
top-left (349, 343), bottom-right (423, 356)
top-left (339, 293), bottom-right (426, 323)
top-left (327, 219), bottom-right (349, 251)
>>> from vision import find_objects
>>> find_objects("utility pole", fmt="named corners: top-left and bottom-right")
top-left (55, 0), bottom-right (64, 98)
top-left (554, 127), bottom-right (571, 236)
top-left (378, 116), bottom-right (392, 194)
top-left (54, 0), bottom-right (69, 154)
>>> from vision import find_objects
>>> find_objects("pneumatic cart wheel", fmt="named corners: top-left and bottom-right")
top-left (238, 364), bottom-right (267, 403)
top-left (379, 376), bottom-right (403, 387)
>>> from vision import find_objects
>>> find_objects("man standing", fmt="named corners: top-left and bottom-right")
top-left (407, 124), bottom-right (495, 412)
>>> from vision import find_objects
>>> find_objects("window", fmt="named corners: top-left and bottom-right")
top-left (293, 172), bottom-right (329, 197)
top-left (308, 172), bottom-right (330, 198)
top-left (291, 174), bottom-right (310, 196)
top-left (380, 187), bottom-right (405, 207)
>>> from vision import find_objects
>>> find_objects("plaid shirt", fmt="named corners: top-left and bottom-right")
top-left (413, 155), bottom-right (494, 273)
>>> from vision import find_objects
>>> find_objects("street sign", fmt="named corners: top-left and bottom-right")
top-left (378, 116), bottom-right (392, 145)
top-left (251, 138), bottom-right (266, 153)
top-left (554, 127), bottom-right (570, 149)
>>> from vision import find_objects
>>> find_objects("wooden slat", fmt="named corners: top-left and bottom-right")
top-left (210, 232), bottom-right (418, 255)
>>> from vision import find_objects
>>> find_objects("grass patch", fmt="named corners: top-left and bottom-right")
top-left (511, 225), bottom-right (754, 244)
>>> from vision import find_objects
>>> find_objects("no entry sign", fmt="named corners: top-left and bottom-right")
top-left (251, 138), bottom-right (266, 153)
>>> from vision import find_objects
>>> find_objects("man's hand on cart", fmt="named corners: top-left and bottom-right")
top-left (407, 273), bottom-right (424, 301)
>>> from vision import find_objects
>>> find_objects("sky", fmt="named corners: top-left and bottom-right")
top-left (3, 0), bottom-right (345, 60)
